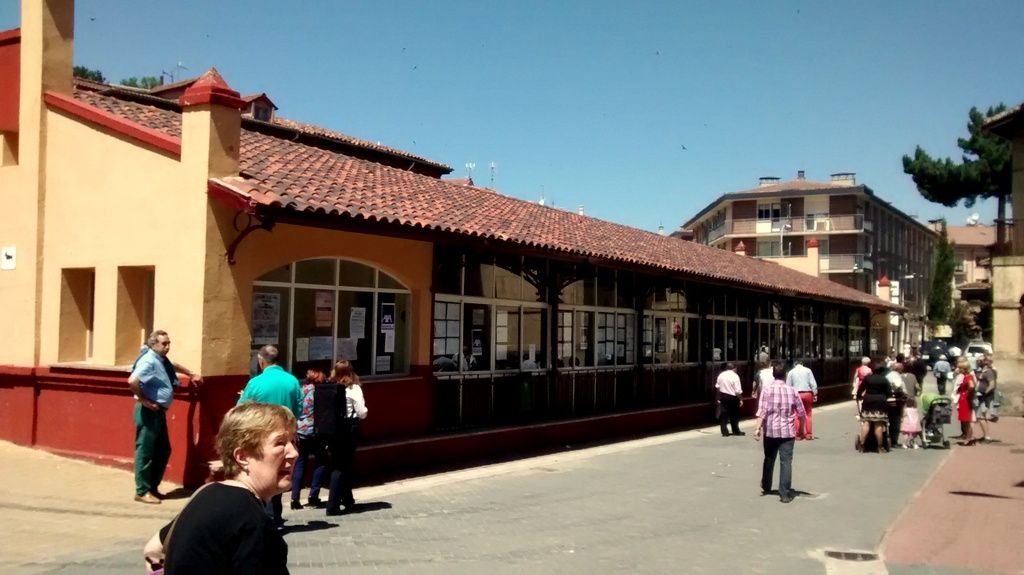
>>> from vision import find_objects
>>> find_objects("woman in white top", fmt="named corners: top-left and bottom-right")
top-left (325, 360), bottom-right (368, 516)
top-left (753, 359), bottom-right (773, 398)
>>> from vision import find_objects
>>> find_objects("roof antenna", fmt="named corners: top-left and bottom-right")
top-left (489, 162), bottom-right (497, 188)
top-left (175, 62), bottom-right (189, 82)
top-left (465, 163), bottom-right (476, 180)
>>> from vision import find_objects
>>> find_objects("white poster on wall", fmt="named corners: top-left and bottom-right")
top-left (294, 337), bottom-right (310, 363)
top-left (252, 293), bottom-right (280, 345)
top-left (337, 337), bottom-right (358, 361)
top-left (350, 307), bottom-right (366, 339)
top-left (315, 291), bottom-right (334, 328)
top-left (375, 355), bottom-right (391, 372)
top-left (384, 331), bottom-right (395, 353)
top-left (308, 336), bottom-right (334, 361)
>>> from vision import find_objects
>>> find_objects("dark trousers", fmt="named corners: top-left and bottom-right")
top-left (291, 435), bottom-right (328, 502)
top-left (327, 422), bottom-right (361, 510)
top-left (936, 375), bottom-right (947, 395)
top-left (761, 436), bottom-right (794, 498)
top-left (719, 394), bottom-right (742, 436)
top-left (133, 403), bottom-right (171, 496)
top-left (265, 494), bottom-right (283, 524)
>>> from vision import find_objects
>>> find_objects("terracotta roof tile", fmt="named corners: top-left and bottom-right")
top-left (70, 91), bottom-right (896, 310)
top-left (946, 224), bottom-right (996, 247)
top-left (728, 178), bottom-right (857, 196)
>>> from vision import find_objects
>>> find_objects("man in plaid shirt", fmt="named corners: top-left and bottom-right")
top-left (754, 364), bottom-right (807, 503)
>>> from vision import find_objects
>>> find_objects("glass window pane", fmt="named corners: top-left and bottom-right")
top-left (293, 288), bottom-right (337, 376)
top-left (617, 272), bottom-right (634, 309)
top-left (463, 303), bottom-right (491, 370)
top-left (576, 311), bottom-right (594, 367)
top-left (378, 271), bottom-right (406, 290)
top-left (252, 285), bottom-right (290, 373)
top-left (523, 257), bottom-right (545, 303)
top-left (557, 311), bottom-right (574, 367)
top-left (465, 258), bottom-right (494, 298)
top-left (257, 264), bottom-right (291, 283)
top-left (726, 321), bottom-right (737, 361)
top-left (495, 306), bottom-right (520, 370)
top-left (737, 321), bottom-right (749, 361)
top-left (337, 260), bottom-right (374, 288)
top-left (597, 269), bottom-right (616, 308)
top-left (494, 258), bottom-right (522, 300)
top-left (432, 300), bottom-right (461, 372)
top-left (713, 319), bottom-right (725, 363)
top-left (295, 259), bottom-right (336, 285)
top-left (334, 290), bottom-right (374, 376)
top-left (433, 247), bottom-right (462, 295)
top-left (374, 292), bottom-right (409, 374)
top-left (522, 307), bottom-right (546, 369)
top-left (686, 317), bottom-right (699, 363)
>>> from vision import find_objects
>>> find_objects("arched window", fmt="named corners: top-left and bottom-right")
top-left (252, 258), bottom-right (411, 378)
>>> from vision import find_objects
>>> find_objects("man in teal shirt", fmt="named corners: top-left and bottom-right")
top-left (238, 345), bottom-right (302, 417)
top-left (238, 344), bottom-right (302, 526)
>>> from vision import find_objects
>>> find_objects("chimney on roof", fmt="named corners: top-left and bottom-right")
top-left (830, 172), bottom-right (856, 186)
top-left (578, 205), bottom-right (585, 216)
top-left (759, 176), bottom-right (780, 187)
top-left (658, 224), bottom-right (665, 236)
top-left (797, 170), bottom-right (805, 180)
top-left (180, 68), bottom-right (245, 179)
top-left (734, 241), bottom-right (747, 257)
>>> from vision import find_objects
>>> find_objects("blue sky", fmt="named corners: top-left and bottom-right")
top-left (3, 1), bottom-right (1022, 232)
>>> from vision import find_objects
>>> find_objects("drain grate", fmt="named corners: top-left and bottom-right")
top-left (824, 550), bottom-right (880, 562)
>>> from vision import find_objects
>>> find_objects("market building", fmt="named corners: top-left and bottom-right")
top-left (0, 1), bottom-right (898, 486)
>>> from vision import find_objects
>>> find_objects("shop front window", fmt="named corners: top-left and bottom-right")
top-left (253, 258), bottom-right (411, 378)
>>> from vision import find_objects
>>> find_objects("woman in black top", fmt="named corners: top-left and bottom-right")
top-left (857, 363), bottom-right (892, 453)
top-left (144, 402), bottom-right (298, 574)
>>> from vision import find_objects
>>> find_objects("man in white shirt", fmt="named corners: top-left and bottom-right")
top-left (785, 360), bottom-right (817, 440)
top-left (715, 362), bottom-right (745, 437)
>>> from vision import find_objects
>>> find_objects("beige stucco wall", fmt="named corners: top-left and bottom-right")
top-left (38, 110), bottom-right (203, 368)
top-left (770, 246), bottom-right (820, 277)
top-left (991, 255), bottom-right (1024, 358)
top-left (0, 0), bottom-right (74, 366)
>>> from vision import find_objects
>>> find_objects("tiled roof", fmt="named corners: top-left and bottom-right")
top-left (74, 79), bottom-right (449, 174)
top-left (728, 178), bottom-right (858, 196)
top-left (68, 90), bottom-right (897, 310)
top-left (946, 224), bottom-right (996, 247)
top-left (272, 117), bottom-right (450, 173)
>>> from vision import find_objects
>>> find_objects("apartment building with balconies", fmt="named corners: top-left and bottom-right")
top-left (676, 171), bottom-right (938, 348)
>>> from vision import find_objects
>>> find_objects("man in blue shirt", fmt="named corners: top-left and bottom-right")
top-left (238, 345), bottom-right (301, 525)
top-left (128, 330), bottom-right (202, 504)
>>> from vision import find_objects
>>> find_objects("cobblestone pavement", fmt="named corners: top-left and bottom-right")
top-left (9, 397), bottom-right (997, 575)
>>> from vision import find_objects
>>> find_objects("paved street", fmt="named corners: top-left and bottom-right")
top-left (7, 392), bottom-right (1019, 575)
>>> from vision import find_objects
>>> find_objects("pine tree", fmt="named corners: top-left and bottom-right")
top-left (902, 105), bottom-right (1012, 245)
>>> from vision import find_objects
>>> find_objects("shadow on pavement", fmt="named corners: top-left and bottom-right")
top-left (280, 520), bottom-right (338, 535)
top-left (948, 490), bottom-right (1012, 499)
top-left (344, 501), bottom-right (393, 514)
top-left (158, 487), bottom-right (193, 500)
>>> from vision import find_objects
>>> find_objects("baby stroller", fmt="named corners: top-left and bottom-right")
top-left (920, 393), bottom-right (952, 449)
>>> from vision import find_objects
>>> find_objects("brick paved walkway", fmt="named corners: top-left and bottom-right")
top-left (2, 398), bottom-right (1019, 574)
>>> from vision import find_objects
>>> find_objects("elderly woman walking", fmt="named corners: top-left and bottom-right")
top-left (144, 402), bottom-right (298, 574)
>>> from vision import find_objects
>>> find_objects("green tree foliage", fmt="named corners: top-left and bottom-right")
top-left (928, 222), bottom-right (955, 323)
top-left (120, 76), bottom-right (161, 89)
top-left (903, 104), bottom-right (1011, 208)
top-left (949, 301), bottom-right (982, 346)
top-left (72, 66), bottom-right (105, 83)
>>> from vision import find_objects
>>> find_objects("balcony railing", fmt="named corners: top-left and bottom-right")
top-left (820, 253), bottom-right (873, 272)
top-left (704, 214), bottom-right (868, 243)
